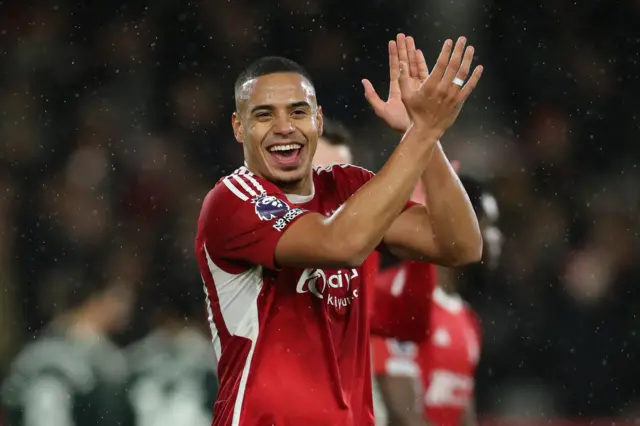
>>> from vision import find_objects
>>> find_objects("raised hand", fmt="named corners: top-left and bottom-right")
top-left (399, 37), bottom-right (482, 137)
top-left (362, 34), bottom-right (428, 133)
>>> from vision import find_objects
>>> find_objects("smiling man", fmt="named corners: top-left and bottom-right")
top-left (195, 38), bottom-right (483, 426)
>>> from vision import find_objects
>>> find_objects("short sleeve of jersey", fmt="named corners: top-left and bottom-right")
top-left (196, 171), bottom-right (311, 270)
top-left (371, 336), bottom-right (420, 378)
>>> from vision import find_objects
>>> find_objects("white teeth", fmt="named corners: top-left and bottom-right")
top-left (269, 144), bottom-right (302, 152)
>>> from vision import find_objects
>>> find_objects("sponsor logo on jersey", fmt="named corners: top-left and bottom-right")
top-left (254, 195), bottom-right (289, 221)
top-left (296, 268), bottom-right (360, 309)
top-left (273, 208), bottom-right (306, 231)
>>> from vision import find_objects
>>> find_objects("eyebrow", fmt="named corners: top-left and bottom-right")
top-left (250, 101), bottom-right (312, 114)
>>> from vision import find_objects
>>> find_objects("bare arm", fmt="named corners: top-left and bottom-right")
top-left (377, 375), bottom-right (430, 426)
top-left (276, 125), bottom-right (438, 269)
top-left (461, 397), bottom-right (479, 426)
top-left (385, 143), bottom-right (482, 266)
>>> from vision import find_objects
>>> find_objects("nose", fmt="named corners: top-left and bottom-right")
top-left (273, 115), bottom-right (295, 136)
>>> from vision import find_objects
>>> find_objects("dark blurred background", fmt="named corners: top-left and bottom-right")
top-left (1, 0), bottom-right (639, 422)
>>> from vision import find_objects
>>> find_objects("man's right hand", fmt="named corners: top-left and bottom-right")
top-left (398, 36), bottom-right (482, 139)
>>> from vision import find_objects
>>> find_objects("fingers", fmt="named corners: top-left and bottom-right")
top-left (454, 45), bottom-right (475, 84)
top-left (362, 79), bottom-right (386, 114)
top-left (442, 37), bottom-right (467, 86)
top-left (427, 39), bottom-right (453, 82)
top-left (458, 65), bottom-right (483, 101)
top-left (425, 36), bottom-right (482, 103)
top-left (396, 33), bottom-right (409, 66)
top-left (388, 40), bottom-right (400, 83)
top-left (397, 61), bottom-right (413, 102)
top-left (416, 49), bottom-right (429, 80)
top-left (406, 36), bottom-right (419, 78)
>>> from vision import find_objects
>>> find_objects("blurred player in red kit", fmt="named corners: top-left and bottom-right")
top-left (372, 175), bottom-right (503, 426)
top-left (195, 33), bottom-right (485, 425)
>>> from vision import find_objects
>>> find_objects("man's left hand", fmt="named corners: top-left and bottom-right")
top-left (362, 33), bottom-right (429, 134)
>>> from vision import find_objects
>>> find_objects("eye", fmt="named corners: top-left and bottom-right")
top-left (291, 109), bottom-right (308, 118)
top-left (255, 111), bottom-right (272, 119)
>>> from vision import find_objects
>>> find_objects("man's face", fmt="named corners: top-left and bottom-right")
top-left (233, 72), bottom-right (323, 189)
top-left (313, 136), bottom-right (352, 165)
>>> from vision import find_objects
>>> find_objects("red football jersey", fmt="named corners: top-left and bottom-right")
top-left (195, 164), bottom-right (414, 426)
top-left (372, 287), bottom-right (481, 426)
top-left (370, 261), bottom-right (437, 342)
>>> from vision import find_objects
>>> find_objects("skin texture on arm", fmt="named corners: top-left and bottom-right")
top-left (377, 374), bottom-right (430, 426)
top-left (385, 144), bottom-right (482, 266)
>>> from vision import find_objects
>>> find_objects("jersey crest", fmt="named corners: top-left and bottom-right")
top-left (253, 195), bottom-right (290, 221)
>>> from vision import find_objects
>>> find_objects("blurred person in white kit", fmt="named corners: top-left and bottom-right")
top-left (1, 266), bottom-right (135, 426)
top-left (122, 282), bottom-right (218, 426)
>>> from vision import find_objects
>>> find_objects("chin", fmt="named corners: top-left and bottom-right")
top-left (270, 169), bottom-right (306, 188)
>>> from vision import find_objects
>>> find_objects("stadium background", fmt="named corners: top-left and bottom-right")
top-left (1, 0), bottom-right (639, 423)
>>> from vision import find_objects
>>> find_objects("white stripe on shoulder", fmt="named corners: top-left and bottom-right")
top-left (231, 174), bottom-right (259, 198)
top-left (222, 169), bottom-right (267, 201)
top-left (222, 177), bottom-right (249, 201)
top-left (239, 167), bottom-right (266, 194)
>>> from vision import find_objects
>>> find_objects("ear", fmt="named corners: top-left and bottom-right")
top-left (232, 112), bottom-right (244, 143)
top-left (316, 105), bottom-right (324, 137)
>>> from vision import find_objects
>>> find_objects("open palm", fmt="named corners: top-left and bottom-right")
top-left (362, 34), bottom-right (429, 133)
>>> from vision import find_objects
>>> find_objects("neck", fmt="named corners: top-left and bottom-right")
top-left (159, 317), bottom-right (187, 335)
top-left (61, 305), bottom-right (106, 339)
top-left (276, 172), bottom-right (313, 196)
top-left (436, 266), bottom-right (458, 294)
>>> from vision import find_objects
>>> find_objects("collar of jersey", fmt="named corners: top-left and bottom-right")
top-left (433, 286), bottom-right (463, 313)
top-left (285, 184), bottom-right (314, 204)
top-left (242, 161), bottom-right (315, 204)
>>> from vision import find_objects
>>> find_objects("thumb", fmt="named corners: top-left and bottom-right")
top-left (361, 79), bottom-right (385, 113)
top-left (398, 61), bottom-right (412, 100)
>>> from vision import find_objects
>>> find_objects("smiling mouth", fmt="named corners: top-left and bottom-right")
top-left (267, 143), bottom-right (304, 168)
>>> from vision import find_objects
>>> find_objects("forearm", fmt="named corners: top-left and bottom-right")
top-left (387, 411), bottom-right (429, 426)
top-left (462, 399), bottom-right (479, 426)
top-left (329, 126), bottom-right (438, 264)
top-left (378, 375), bottom-right (429, 426)
top-left (421, 143), bottom-right (482, 264)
